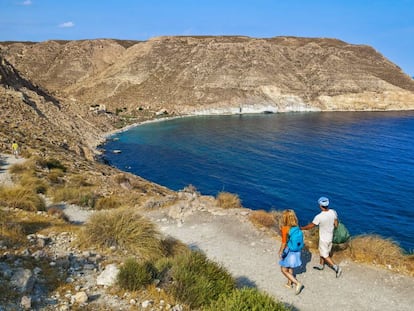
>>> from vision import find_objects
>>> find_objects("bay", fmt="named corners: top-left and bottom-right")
top-left (102, 111), bottom-right (414, 252)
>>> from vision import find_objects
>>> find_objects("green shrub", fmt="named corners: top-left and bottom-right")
top-left (204, 287), bottom-right (289, 311)
top-left (169, 251), bottom-right (235, 308)
top-left (117, 258), bottom-right (156, 291)
top-left (79, 208), bottom-right (164, 260)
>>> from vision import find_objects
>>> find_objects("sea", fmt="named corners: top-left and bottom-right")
top-left (101, 111), bottom-right (414, 253)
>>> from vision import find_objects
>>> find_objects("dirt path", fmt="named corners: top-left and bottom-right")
top-left (1, 153), bottom-right (413, 310)
top-left (145, 206), bottom-right (414, 311)
top-left (0, 153), bottom-right (26, 186)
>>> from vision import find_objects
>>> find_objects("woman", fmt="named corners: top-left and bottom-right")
top-left (278, 209), bottom-right (304, 295)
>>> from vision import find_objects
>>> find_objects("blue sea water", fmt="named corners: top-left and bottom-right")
top-left (102, 111), bottom-right (414, 252)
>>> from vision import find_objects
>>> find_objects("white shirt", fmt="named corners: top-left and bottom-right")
top-left (312, 209), bottom-right (338, 242)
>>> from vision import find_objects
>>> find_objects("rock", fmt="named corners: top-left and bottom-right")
top-left (96, 264), bottom-right (119, 286)
top-left (73, 291), bottom-right (88, 304)
top-left (0, 262), bottom-right (13, 279)
top-left (141, 300), bottom-right (153, 308)
top-left (10, 268), bottom-right (35, 293)
top-left (20, 296), bottom-right (31, 310)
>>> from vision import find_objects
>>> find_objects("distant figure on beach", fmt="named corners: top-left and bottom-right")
top-left (301, 196), bottom-right (342, 278)
top-left (12, 141), bottom-right (19, 158)
top-left (278, 209), bottom-right (304, 295)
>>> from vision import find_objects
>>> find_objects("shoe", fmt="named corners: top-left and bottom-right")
top-left (284, 283), bottom-right (293, 289)
top-left (295, 282), bottom-right (304, 295)
top-left (335, 266), bottom-right (342, 278)
top-left (313, 265), bottom-right (324, 270)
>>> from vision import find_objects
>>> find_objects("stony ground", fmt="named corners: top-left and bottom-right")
top-left (1, 153), bottom-right (414, 311)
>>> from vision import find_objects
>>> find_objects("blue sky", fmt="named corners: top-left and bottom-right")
top-left (1, 0), bottom-right (414, 76)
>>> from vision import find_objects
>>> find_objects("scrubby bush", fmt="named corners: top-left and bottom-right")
top-left (249, 210), bottom-right (276, 228)
top-left (47, 168), bottom-right (65, 184)
top-left (52, 186), bottom-right (96, 207)
top-left (349, 235), bottom-right (414, 275)
top-left (117, 258), bottom-right (156, 291)
top-left (47, 206), bottom-right (69, 222)
top-left (38, 158), bottom-right (67, 172)
top-left (9, 162), bottom-right (30, 175)
top-left (160, 237), bottom-right (189, 258)
top-left (68, 174), bottom-right (92, 187)
top-left (0, 186), bottom-right (46, 211)
top-left (19, 173), bottom-right (48, 194)
top-left (216, 192), bottom-right (242, 209)
top-left (169, 251), bottom-right (235, 308)
top-left (0, 213), bottom-right (25, 247)
top-left (204, 287), bottom-right (289, 311)
top-left (79, 208), bottom-right (164, 260)
top-left (94, 195), bottom-right (121, 210)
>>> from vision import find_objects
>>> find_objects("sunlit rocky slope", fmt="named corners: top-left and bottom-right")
top-left (1, 36), bottom-right (414, 158)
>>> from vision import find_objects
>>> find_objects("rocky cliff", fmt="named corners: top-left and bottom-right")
top-left (1, 36), bottom-right (414, 117)
top-left (1, 36), bottom-right (414, 159)
top-left (0, 54), bottom-right (115, 160)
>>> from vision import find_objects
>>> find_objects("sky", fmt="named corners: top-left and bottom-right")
top-left (1, 0), bottom-right (414, 76)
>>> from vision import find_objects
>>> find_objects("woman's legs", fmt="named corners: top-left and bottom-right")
top-left (281, 267), bottom-right (303, 294)
top-left (281, 267), bottom-right (298, 285)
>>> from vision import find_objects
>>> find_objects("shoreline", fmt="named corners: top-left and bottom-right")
top-left (94, 111), bottom-right (414, 253)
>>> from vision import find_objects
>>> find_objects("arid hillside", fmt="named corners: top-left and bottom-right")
top-left (2, 36), bottom-right (414, 119)
top-left (0, 55), bottom-right (115, 160)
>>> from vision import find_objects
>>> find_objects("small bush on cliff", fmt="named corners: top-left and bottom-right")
top-left (216, 192), bottom-right (242, 209)
top-left (79, 208), bottom-right (164, 260)
top-left (349, 235), bottom-right (414, 276)
top-left (249, 210), bottom-right (276, 229)
top-left (168, 251), bottom-right (235, 308)
top-left (117, 258), bottom-right (157, 291)
top-left (204, 287), bottom-right (289, 311)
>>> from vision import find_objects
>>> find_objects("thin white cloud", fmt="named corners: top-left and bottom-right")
top-left (59, 21), bottom-right (75, 28)
top-left (22, 0), bottom-right (32, 5)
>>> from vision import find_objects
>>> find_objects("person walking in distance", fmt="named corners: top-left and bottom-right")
top-left (278, 209), bottom-right (304, 295)
top-left (301, 197), bottom-right (342, 277)
top-left (12, 141), bottom-right (19, 158)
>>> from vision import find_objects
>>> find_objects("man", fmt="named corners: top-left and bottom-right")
top-left (301, 196), bottom-right (342, 278)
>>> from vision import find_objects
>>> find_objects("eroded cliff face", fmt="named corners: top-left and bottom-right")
top-left (1, 36), bottom-right (414, 159)
top-left (1, 36), bottom-right (414, 117)
top-left (0, 55), bottom-right (115, 160)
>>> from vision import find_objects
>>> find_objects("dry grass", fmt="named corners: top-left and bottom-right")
top-left (94, 195), bottom-right (122, 210)
top-left (19, 172), bottom-right (49, 194)
top-left (51, 186), bottom-right (97, 207)
top-left (0, 210), bottom-right (26, 246)
top-left (9, 162), bottom-right (30, 174)
top-left (68, 174), bottom-right (93, 187)
top-left (249, 210), bottom-right (277, 229)
top-left (216, 192), bottom-right (242, 209)
top-left (47, 168), bottom-right (65, 184)
top-left (348, 235), bottom-right (414, 276)
top-left (47, 206), bottom-right (70, 221)
top-left (0, 185), bottom-right (46, 211)
top-left (78, 208), bottom-right (164, 260)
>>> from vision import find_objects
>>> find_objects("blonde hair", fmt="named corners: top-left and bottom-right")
top-left (279, 209), bottom-right (298, 228)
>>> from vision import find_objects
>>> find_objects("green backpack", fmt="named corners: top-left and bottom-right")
top-left (333, 222), bottom-right (351, 244)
